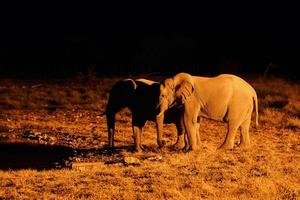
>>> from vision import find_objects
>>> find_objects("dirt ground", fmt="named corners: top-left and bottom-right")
top-left (0, 75), bottom-right (299, 199)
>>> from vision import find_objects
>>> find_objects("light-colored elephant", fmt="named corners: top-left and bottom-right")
top-left (157, 72), bottom-right (258, 151)
top-left (103, 78), bottom-right (184, 151)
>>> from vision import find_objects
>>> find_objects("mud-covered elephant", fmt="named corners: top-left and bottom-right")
top-left (157, 72), bottom-right (258, 151)
top-left (103, 78), bottom-right (184, 151)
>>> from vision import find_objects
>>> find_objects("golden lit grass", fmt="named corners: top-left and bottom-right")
top-left (286, 117), bottom-right (300, 130)
top-left (1, 127), bottom-right (299, 199)
top-left (0, 75), bottom-right (300, 199)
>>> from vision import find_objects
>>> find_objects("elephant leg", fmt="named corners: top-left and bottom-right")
top-left (132, 125), bottom-right (143, 152)
top-left (108, 127), bottom-right (115, 148)
top-left (195, 122), bottom-right (201, 146)
top-left (219, 103), bottom-right (249, 150)
top-left (132, 117), bottom-right (146, 152)
top-left (155, 114), bottom-right (165, 148)
top-left (184, 123), bottom-right (200, 152)
top-left (106, 114), bottom-right (115, 149)
top-left (194, 116), bottom-right (201, 146)
top-left (182, 131), bottom-right (190, 152)
top-left (173, 118), bottom-right (185, 150)
top-left (183, 121), bottom-right (198, 151)
top-left (239, 104), bottom-right (253, 148)
top-left (219, 123), bottom-right (238, 150)
top-left (239, 117), bottom-right (251, 148)
top-left (174, 132), bottom-right (185, 149)
top-left (183, 107), bottom-right (199, 151)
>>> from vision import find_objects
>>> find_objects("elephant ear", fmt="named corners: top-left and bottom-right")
top-left (175, 80), bottom-right (194, 104)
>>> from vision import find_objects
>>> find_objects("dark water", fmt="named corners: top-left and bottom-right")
top-left (0, 140), bottom-right (73, 170)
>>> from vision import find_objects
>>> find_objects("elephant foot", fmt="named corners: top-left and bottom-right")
top-left (105, 144), bottom-right (115, 151)
top-left (133, 148), bottom-right (142, 153)
top-left (238, 142), bottom-right (250, 149)
top-left (182, 148), bottom-right (191, 153)
top-left (218, 143), bottom-right (234, 150)
top-left (133, 145), bottom-right (145, 152)
top-left (171, 146), bottom-right (183, 152)
top-left (158, 140), bottom-right (166, 149)
top-left (109, 146), bottom-right (116, 151)
top-left (170, 146), bottom-right (183, 152)
top-left (182, 144), bottom-right (191, 153)
top-left (171, 143), bottom-right (185, 151)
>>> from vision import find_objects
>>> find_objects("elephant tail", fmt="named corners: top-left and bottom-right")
top-left (253, 92), bottom-right (259, 127)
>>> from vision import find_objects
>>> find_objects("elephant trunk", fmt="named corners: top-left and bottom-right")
top-left (155, 100), bottom-right (169, 148)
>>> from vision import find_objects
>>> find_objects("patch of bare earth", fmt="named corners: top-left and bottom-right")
top-left (0, 76), bottom-right (299, 199)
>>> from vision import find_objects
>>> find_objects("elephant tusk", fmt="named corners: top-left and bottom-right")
top-left (168, 101), bottom-right (178, 109)
top-left (157, 111), bottom-right (164, 117)
top-left (156, 103), bottom-right (161, 110)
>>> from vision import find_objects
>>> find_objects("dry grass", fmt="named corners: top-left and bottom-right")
top-left (0, 75), bottom-right (300, 199)
top-left (286, 117), bottom-right (300, 130)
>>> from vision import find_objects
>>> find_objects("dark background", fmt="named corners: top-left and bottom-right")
top-left (0, 7), bottom-right (299, 79)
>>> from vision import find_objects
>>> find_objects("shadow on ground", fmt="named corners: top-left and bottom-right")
top-left (0, 138), bottom-right (139, 170)
top-left (0, 140), bottom-right (74, 170)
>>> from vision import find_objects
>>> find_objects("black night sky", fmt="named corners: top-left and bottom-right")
top-left (0, 7), bottom-right (299, 79)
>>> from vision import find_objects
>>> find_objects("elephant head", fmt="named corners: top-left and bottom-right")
top-left (157, 73), bottom-right (195, 117)
top-left (105, 79), bottom-right (137, 148)
top-left (155, 73), bottom-right (195, 146)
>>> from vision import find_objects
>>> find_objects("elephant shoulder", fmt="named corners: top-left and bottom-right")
top-left (216, 74), bottom-right (238, 80)
top-left (110, 79), bottom-right (136, 92)
top-left (135, 79), bottom-right (160, 93)
top-left (217, 74), bottom-right (250, 83)
top-left (210, 74), bottom-right (236, 85)
top-left (215, 74), bottom-right (249, 86)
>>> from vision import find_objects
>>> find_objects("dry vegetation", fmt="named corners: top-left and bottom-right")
top-left (0, 75), bottom-right (300, 199)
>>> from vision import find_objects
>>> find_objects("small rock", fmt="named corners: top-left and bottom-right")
top-left (250, 168), bottom-right (268, 177)
top-left (22, 133), bottom-right (39, 140)
top-left (146, 155), bottom-right (163, 161)
top-left (123, 156), bottom-right (141, 166)
top-left (72, 162), bottom-right (104, 171)
top-left (92, 140), bottom-right (99, 145)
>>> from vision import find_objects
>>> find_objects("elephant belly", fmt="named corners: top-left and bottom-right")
top-left (199, 105), bottom-right (228, 122)
top-left (138, 107), bottom-right (179, 125)
top-left (198, 87), bottom-right (231, 122)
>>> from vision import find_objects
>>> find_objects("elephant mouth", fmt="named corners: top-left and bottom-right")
top-left (157, 101), bottom-right (182, 117)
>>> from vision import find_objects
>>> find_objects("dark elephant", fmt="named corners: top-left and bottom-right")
top-left (104, 78), bottom-right (184, 151)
